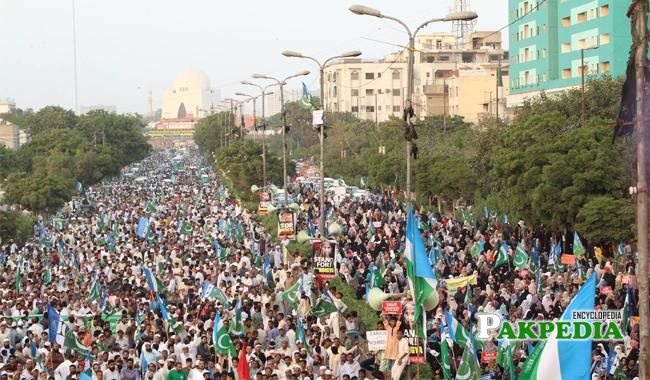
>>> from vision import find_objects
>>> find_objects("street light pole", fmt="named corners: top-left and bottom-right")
top-left (242, 82), bottom-right (277, 189)
top-left (282, 50), bottom-right (362, 239)
top-left (349, 5), bottom-right (477, 205)
top-left (252, 71), bottom-right (310, 207)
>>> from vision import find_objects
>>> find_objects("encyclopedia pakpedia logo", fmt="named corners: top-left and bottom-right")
top-left (475, 310), bottom-right (625, 341)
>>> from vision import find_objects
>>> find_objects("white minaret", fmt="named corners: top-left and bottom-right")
top-left (146, 88), bottom-right (153, 119)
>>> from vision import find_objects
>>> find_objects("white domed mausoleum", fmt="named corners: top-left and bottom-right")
top-left (158, 69), bottom-right (220, 131)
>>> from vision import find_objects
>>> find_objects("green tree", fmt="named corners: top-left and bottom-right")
top-left (4, 170), bottom-right (73, 213)
top-left (215, 141), bottom-right (286, 200)
top-left (23, 106), bottom-right (78, 135)
top-left (576, 196), bottom-right (635, 245)
top-left (0, 146), bottom-right (17, 181)
top-left (0, 211), bottom-right (37, 243)
top-left (194, 112), bottom-right (229, 153)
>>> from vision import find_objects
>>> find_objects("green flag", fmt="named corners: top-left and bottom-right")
top-left (15, 256), bottom-right (22, 294)
top-left (179, 220), bottom-right (193, 235)
top-left (497, 339), bottom-right (515, 380)
top-left (311, 296), bottom-right (338, 317)
top-left (464, 285), bottom-right (472, 307)
top-left (281, 281), bottom-right (301, 309)
top-left (62, 323), bottom-right (91, 356)
top-left (87, 277), bottom-right (101, 303)
top-left (146, 226), bottom-right (156, 243)
top-left (213, 313), bottom-right (237, 357)
top-left (144, 200), bottom-right (155, 214)
top-left (513, 243), bottom-right (529, 270)
top-left (495, 241), bottom-right (509, 268)
top-left (470, 242), bottom-right (481, 258)
top-left (573, 232), bottom-right (586, 256)
top-left (219, 248), bottom-right (227, 262)
top-left (441, 338), bottom-right (452, 380)
top-left (98, 213), bottom-right (105, 233)
top-left (456, 339), bottom-right (480, 380)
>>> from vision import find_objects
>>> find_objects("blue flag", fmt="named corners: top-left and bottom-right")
top-left (137, 217), bottom-right (149, 239)
top-left (47, 305), bottom-right (60, 344)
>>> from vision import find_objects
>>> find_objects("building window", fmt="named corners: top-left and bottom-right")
top-left (392, 88), bottom-right (401, 96)
top-left (366, 89), bottom-right (374, 96)
top-left (378, 106), bottom-right (382, 111)
top-left (561, 43), bottom-right (571, 53)
top-left (600, 33), bottom-right (610, 45)
top-left (393, 105), bottom-right (401, 113)
top-left (392, 71), bottom-right (400, 80)
top-left (365, 73), bottom-right (374, 80)
top-left (542, 24), bottom-right (547, 32)
top-left (365, 106), bottom-right (375, 113)
top-left (332, 86), bottom-right (337, 98)
top-left (543, 73), bottom-right (548, 82)
top-left (351, 71), bottom-right (359, 80)
top-left (577, 11), bottom-right (587, 24)
top-left (600, 5), bottom-right (609, 17)
top-left (377, 72), bottom-right (382, 78)
top-left (561, 17), bottom-right (570, 27)
top-left (601, 61), bottom-right (610, 73)
top-left (576, 38), bottom-right (586, 49)
top-left (436, 40), bottom-right (442, 49)
top-left (351, 106), bottom-right (359, 113)
top-left (351, 89), bottom-right (359, 97)
top-left (333, 72), bottom-right (338, 82)
top-left (562, 68), bottom-right (571, 79)
top-left (542, 48), bottom-right (547, 58)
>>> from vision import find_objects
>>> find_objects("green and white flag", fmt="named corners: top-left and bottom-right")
top-left (144, 200), bottom-right (155, 214)
top-left (15, 256), bottom-right (23, 294)
top-left (179, 220), bottom-right (193, 235)
top-left (311, 292), bottom-right (339, 317)
top-left (495, 241), bottom-right (509, 268)
top-left (87, 272), bottom-right (101, 303)
top-left (497, 338), bottom-right (515, 380)
top-left (514, 243), bottom-right (529, 270)
top-left (202, 284), bottom-right (230, 308)
top-left (573, 232), bottom-right (586, 256)
top-left (98, 213), bottom-right (105, 233)
top-left (456, 338), bottom-right (481, 380)
top-left (213, 313), bottom-right (237, 357)
top-left (146, 226), bottom-right (156, 243)
top-left (229, 300), bottom-right (244, 336)
top-left (441, 337), bottom-right (452, 380)
top-left (281, 281), bottom-right (301, 309)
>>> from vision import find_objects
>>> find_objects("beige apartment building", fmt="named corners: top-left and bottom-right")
top-left (322, 31), bottom-right (508, 125)
top-left (447, 67), bottom-right (510, 124)
top-left (0, 119), bottom-right (29, 150)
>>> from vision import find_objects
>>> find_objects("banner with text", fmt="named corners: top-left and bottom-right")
top-left (312, 240), bottom-right (337, 278)
top-left (278, 211), bottom-right (296, 240)
top-left (257, 192), bottom-right (271, 215)
top-left (405, 301), bottom-right (424, 363)
top-left (366, 330), bottom-right (388, 352)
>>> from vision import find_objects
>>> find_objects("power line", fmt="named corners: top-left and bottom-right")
top-left (479, 0), bottom-right (547, 41)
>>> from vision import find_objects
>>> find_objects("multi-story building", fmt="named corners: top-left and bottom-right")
top-left (508, 0), bottom-right (632, 107)
top-left (448, 67), bottom-right (510, 123)
top-left (0, 98), bottom-right (16, 114)
top-left (322, 31), bottom-right (507, 124)
top-left (0, 119), bottom-right (29, 150)
top-left (263, 88), bottom-right (302, 117)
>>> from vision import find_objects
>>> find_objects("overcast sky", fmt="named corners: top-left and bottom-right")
top-left (0, 0), bottom-right (507, 114)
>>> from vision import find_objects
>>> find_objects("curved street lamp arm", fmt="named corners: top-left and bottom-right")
top-left (382, 14), bottom-right (413, 39)
top-left (414, 17), bottom-right (447, 38)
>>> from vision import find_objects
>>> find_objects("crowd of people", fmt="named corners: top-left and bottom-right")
top-left (0, 147), bottom-right (641, 380)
